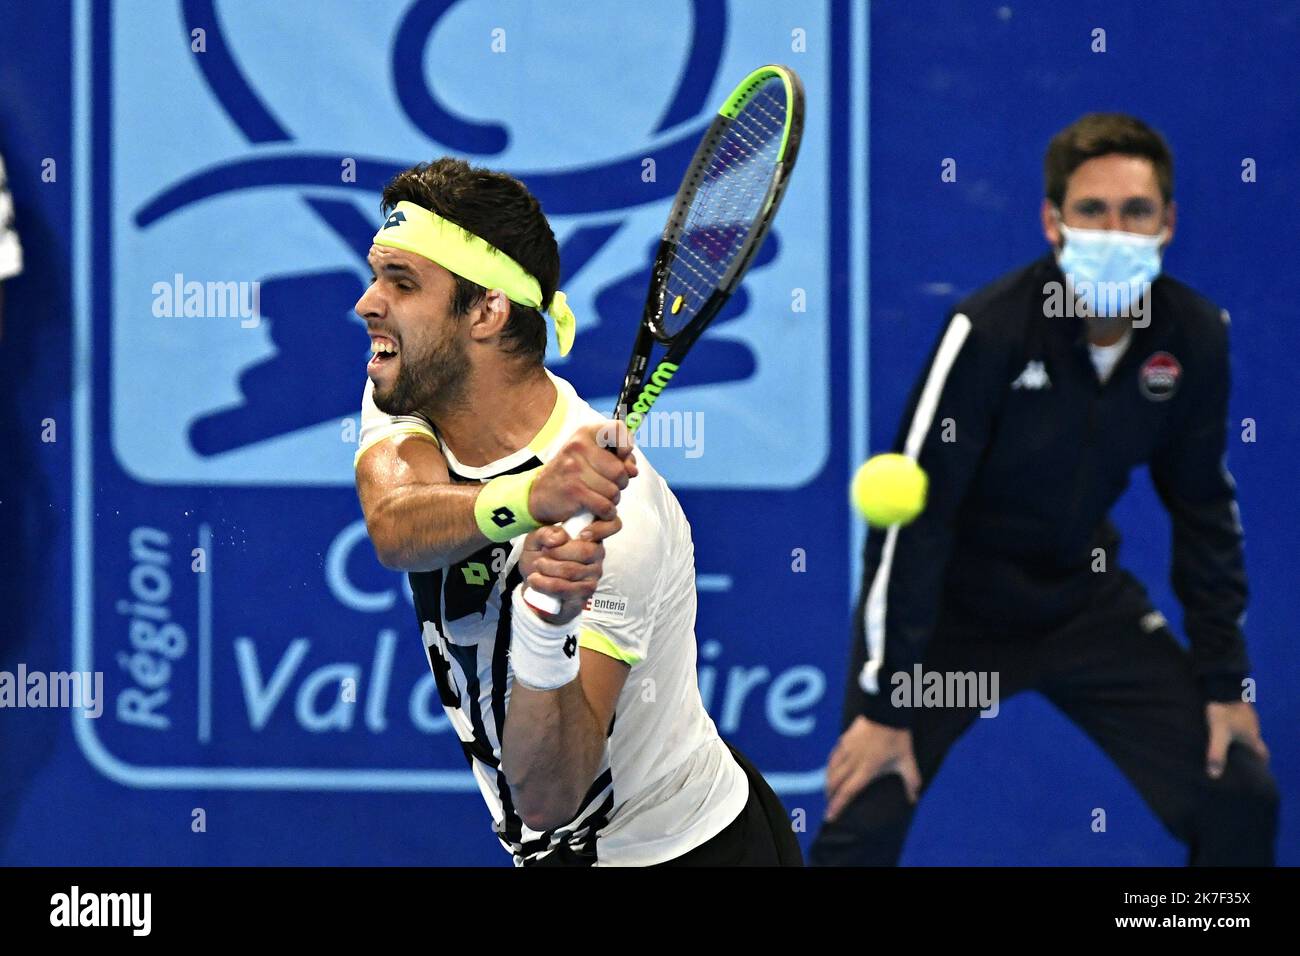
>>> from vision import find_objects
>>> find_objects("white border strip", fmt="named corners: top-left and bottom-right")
top-left (71, 0), bottom-right (99, 765)
top-left (773, 1), bottom-right (869, 795)
top-left (197, 522), bottom-right (212, 742)
top-left (848, 0), bottom-right (870, 603)
top-left (758, 0), bottom-right (872, 798)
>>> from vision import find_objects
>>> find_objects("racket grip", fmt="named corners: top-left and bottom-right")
top-left (560, 510), bottom-right (597, 539)
top-left (521, 510), bottom-right (598, 616)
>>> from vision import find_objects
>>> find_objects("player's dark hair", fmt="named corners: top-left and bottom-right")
top-left (1044, 113), bottom-right (1174, 208)
top-left (381, 158), bottom-right (559, 366)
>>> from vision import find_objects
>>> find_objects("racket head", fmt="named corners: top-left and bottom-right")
top-left (646, 64), bottom-right (805, 345)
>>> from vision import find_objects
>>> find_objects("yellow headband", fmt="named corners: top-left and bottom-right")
top-left (372, 200), bottom-right (575, 356)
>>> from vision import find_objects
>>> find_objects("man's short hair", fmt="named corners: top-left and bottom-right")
top-left (1044, 113), bottom-right (1174, 208)
top-left (381, 158), bottom-right (560, 365)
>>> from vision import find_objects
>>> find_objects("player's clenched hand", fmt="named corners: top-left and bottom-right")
top-left (528, 422), bottom-right (638, 524)
top-left (519, 517), bottom-right (623, 624)
top-left (823, 715), bottom-right (922, 822)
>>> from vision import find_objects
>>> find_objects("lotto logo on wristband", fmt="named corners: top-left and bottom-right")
top-left (475, 472), bottom-right (541, 542)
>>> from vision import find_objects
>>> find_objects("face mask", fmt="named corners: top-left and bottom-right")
top-left (1055, 219), bottom-right (1166, 317)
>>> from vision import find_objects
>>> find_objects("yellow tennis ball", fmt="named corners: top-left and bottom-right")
top-left (851, 454), bottom-right (928, 528)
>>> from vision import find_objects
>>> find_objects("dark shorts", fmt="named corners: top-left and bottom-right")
top-left (653, 741), bottom-right (804, 867)
top-left (528, 741), bottom-right (804, 867)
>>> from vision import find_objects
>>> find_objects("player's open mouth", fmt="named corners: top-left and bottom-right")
top-left (368, 335), bottom-right (399, 370)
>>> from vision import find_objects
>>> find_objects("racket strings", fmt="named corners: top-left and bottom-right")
top-left (665, 82), bottom-right (787, 336)
top-left (689, 93), bottom-right (783, 254)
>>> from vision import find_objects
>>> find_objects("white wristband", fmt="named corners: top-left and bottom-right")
top-left (509, 588), bottom-right (581, 690)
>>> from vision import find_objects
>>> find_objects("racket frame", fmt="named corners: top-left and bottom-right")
top-left (523, 65), bottom-right (804, 616)
top-left (614, 63), bottom-right (805, 429)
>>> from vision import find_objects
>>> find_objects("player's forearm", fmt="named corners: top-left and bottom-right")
top-left (364, 482), bottom-right (489, 571)
top-left (501, 681), bottom-right (606, 831)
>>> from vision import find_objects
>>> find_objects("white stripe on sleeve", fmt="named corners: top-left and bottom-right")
top-left (859, 313), bottom-right (973, 695)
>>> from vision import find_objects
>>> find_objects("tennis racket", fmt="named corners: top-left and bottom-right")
top-left (524, 63), bottom-right (805, 615)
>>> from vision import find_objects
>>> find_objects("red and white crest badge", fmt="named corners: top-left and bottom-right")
top-left (1139, 351), bottom-right (1182, 401)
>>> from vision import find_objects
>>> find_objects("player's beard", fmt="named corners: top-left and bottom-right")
top-left (372, 326), bottom-right (469, 418)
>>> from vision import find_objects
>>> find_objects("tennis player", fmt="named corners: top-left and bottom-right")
top-left (813, 114), bottom-right (1278, 865)
top-left (352, 158), bottom-right (801, 866)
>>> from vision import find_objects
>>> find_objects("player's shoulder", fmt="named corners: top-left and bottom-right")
top-left (355, 376), bottom-right (440, 468)
top-left (951, 255), bottom-right (1057, 339)
top-left (914, 257), bottom-right (1055, 369)
top-left (1154, 272), bottom-right (1232, 348)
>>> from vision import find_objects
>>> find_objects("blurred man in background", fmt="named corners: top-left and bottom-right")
top-left (0, 150), bottom-right (22, 336)
top-left (813, 114), bottom-right (1278, 866)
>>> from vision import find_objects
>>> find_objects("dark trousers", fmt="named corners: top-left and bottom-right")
top-left (811, 571), bottom-right (1279, 866)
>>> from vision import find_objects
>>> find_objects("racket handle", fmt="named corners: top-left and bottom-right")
top-left (521, 510), bottom-right (598, 616)
top-left (560, 510), bottom-right (597, 539)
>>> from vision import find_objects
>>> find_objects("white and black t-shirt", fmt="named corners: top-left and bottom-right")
top-left (355, 371), bottom-right (747, 866)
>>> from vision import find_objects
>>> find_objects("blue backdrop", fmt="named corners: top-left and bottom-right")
top-left (0, 0), bottom-right (1294, 866)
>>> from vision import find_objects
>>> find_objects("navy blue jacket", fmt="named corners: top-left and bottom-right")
top-left (848, 254), bottom-right (1250, 728)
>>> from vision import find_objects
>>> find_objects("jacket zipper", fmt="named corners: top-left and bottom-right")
top-left (1063, 357), bottom-right (1102, 556)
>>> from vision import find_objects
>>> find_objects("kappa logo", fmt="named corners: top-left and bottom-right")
top-left (1011, 360), bottom-right (1051, 390)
